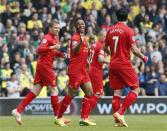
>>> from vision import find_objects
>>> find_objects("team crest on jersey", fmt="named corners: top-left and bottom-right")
top-left (52, 80), bottom-right (56, 85)
top-left (132, 36), bottom-right (135, 41)
top-left (41, 39), bottom-right (47, 44)
top-left (100, 50), bottom-right (104, 54)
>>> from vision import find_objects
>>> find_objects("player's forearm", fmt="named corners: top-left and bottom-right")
top-left (37, 46), bottom-right (50, 54)
top-left (73, 44), bottom-right (82, 54)
top-left (54, 50), bottom-right (66, 58)
top-left (104, 46), bottom-right (110, 55)
top-left (103, 59), bottom-right (109, 64)
top-left (131, 45), bottom-right (145, 60)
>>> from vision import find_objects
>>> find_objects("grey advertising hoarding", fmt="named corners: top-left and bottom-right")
top-left (0, 97), bottom-right (167, 116)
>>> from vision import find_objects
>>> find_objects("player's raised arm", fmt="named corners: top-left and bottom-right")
top-left (71, 38), bottom-right (82, 54)
top-left (131, 44), bottom-right (148, 62)
top-left (37, 38), bottom-right (50, 54)
top-left (98, 51), bottom-right (109, 64)
top-left (104, 31), bottom-right (110, 55)
top-left (54, 50), bottom-right (67, 58)
top-left (72, 18), bottom-right (85, 54)
top-left (38, 20), bottom-right (61, 55)
top-left (37, 41), bottom-right (61, 55)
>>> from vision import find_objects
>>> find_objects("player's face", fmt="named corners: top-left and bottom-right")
top-left (50, 23), bottom-right (60, 36)
top-left (100, 34), bottom-right (106, 41)
top-left (76, 19), bottom-right (85, 34)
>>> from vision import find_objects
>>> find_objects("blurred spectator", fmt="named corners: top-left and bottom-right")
top-left (17, 22), bottom-right (30, 44)
top-left (134, 26), bottom-right (146, 45)
top-left (27, 53), bottom-right (37, 77)
top-left (4, 19), bottom-right (17, 34)
top-left (18, 64), bottom-right (33, 96)
top-left (144, 66), bottom-right (159, 96)
top-left (27, 13), bottom-right (43, 30)
top-left (0, 62), bottom-right (13, 96)
top-left (128, 0), bottom-right (140, 23)
top-left (150, 45), bottom-right (162, 63)
top-left (57, 68), bottom-right (69, 96)
top-left (140, 14), bottom-right (153, 33)
top-left (7, 73), bottom-right (21, 97)
top-left (134, 5), bottom-right (146, 30)
top-left (1, 44), bottom-right (9, 62)
top-left (97, 7), bottom-right (108, 27)
top-left (155, 74), bottom-right (167, 96)
top-left (7, 0), bottom-right (20, 14)
top-left (54, 58), bottom-right (67, 71)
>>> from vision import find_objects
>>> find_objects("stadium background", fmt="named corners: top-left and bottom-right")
top-left (0, 1), bottom-right (167, 131)
top-left (0, 0), bottom-right (167, 98)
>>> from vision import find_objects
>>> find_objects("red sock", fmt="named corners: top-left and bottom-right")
top-left (112, 95), bottom-right (121, 113)
top-left (90, 95), bottom-right (99, 112)
top-left (58, 95), bottom-right (72, 118)
top-left (81, 96), bottom-right (92, 119)
top-left (51, 95), bottom-right (59, 116)
top-left (119, 91), bottom-right (138, 115)
top-left (17, 92), bottom-right (36, 113)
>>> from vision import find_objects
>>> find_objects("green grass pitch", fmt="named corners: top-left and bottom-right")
top-left (0, 115), bottom-right (166, 131)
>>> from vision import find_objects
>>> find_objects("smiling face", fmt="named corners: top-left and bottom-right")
top-left (76, 19), bottom-right (85, 34)
top-left (49, 21), bottom-right (60, 36)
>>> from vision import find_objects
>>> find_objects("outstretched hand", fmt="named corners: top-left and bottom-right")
top-left (143, 56), bottom-right (148, 63)
top-left (49, 44), bottom-right (61, 50)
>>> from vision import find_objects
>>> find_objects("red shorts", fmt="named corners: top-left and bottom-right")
top-left (34, 64), bottom-right (56, 87)
top-left (109, 67), bottom-right (139, 90)
top-left (89, 66), bottom-right (104, 95)
top-left (68, 71), bottom-right (90, 89)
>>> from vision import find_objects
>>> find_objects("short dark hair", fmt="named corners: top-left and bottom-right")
top-left (116, 8), bottom-right (129, 22)
top-left (11, 72), bottom-right (16, 77)
top-left (75, 17), bottom-right (84, 26)
top-left (48, 19), bottom-right (59, 28)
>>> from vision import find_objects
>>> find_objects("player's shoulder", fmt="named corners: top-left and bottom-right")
top-left (96, 41), bottom-right (103, 49)
top-left (91, 43), bottom-right (96, 49)
top-left (42, 34), bottom-right (53, 41)
top-left (40, 34), bottom-right (54, 44)
top-left (124, 26), bottom-right (134, 34)
top-left (71, 33), bottom-right (80, 41)
top-left (107, 25), bottom-right (115, 32)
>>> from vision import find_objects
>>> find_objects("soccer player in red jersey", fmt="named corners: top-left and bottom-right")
top-left (55, 18), bottom-right (96, 126)
top-left (11, 20), bottom-right (69, 125)
top-left (104, 8), bottom-right (148, 127)
top-left (88, 30), bottom-right (108, 113)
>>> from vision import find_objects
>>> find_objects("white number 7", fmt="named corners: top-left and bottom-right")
top-left (113, 36), bottom-right (119, 53)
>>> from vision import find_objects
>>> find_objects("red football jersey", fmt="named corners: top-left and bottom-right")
top-left (88, 40), bottom-right (105, 70)
top-left (37, 33), bottom-right (64, 67)
top-left (68, 33), bottom-right (89, 74)
top-left (105, 22), bottom-right (135, 69)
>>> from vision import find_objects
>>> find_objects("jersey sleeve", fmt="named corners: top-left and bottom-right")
top-left (98, 49), bottom-right (105, 63)
top-left (71, 40), bottom-right (80, 49)
top-left (105, 30), bottom-right (110, 47)
top-left (37, 38), bottom-right (51, 54)
top-left (54, 50), bottom-right (65, 58)
top-left (128, 29), bottom-right (135, 45)
top-left (71, 36), bottom-right (81, 51)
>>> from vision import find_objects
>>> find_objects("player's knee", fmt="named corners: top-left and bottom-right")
top-left (95, 93), bottom-right (101, 98)
top-left (85, 89), bottom-right (93, 96)
top-left (68, 87), bottom-right (77, 97)
top-left (136, 87), bottom-right (140, 94)
top-left (133, 87), bottom-right (140, 95)
top-left (32, 84), bottom-right (42, 95)
top-left (50, 86), bottom-right (59, 96)
top-left (114, 90), bottom-right (122, 96)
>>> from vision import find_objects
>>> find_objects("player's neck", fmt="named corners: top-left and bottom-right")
top-left (77, 32), bottom-right (84, 36)
top-left (48, 32), bottom-right (55, 36)
top-left (118, 21), bottom-right (127, 25)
